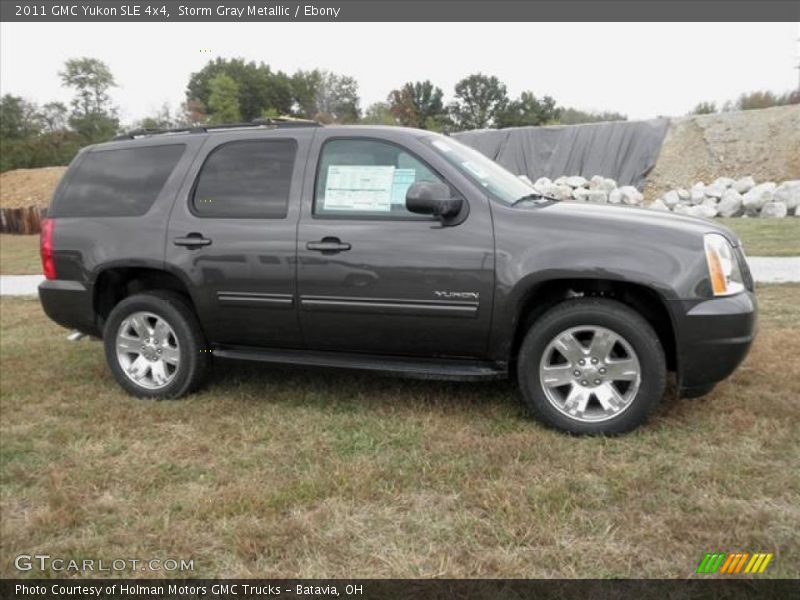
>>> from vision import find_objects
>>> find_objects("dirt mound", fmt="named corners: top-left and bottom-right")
top-left (643, 105), bottom-right (800, 200)
top-left (0, 166), bottom-right (67, 209)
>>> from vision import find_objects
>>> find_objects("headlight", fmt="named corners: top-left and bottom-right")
top-left (704, 233), bottom-right (745, 296)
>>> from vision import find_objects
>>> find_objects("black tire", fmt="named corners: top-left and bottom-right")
top-left (103, 291), bottom-right (210, 399)
top-left (517, 298), bottom-right (666, 434)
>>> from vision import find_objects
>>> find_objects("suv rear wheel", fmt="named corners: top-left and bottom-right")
top-left (517, 298), bottom-right (666, 434)
top-left (103, 291), bottom-right (210, 399)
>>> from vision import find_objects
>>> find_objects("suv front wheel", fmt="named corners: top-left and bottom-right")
top-left (103, 291), bottom-right (210, 399)
top-left (517, 298), bottom-right (666, 434)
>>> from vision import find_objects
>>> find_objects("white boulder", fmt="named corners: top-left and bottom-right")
top-left (589, 176), bottom-right (617, 193)
top-left (662, 190), bottom-right (681, 209)
top-left (618, 186), bottom-right (643, 205)
top-left (687, 205), bottom-right (718, 219)
top-left (712, 176), bottom-right (736, 189)
top-left (533, 177), bottom-right (552, 193)
top-left (704, 184), bottom-right (726, 199)
top-left (716, 190), bottom-right (744, 217)
top-left (566, 175), bottom-right (588, 188)
top-left (608, 189), bottom-right (622, 204)
top-left (774, 180), bottom-right (800, 210)
top-left (742, 182), bottom-right (777, 213)
top-left (689, 188), bottom-right (706, 205)
top-left (733, 176), bottom-right (756, 194)
top-left (759, 202), bottom-right (788, 219)
top-left (677, 188), bottom-right (691, 201)
top-left (648, 199), bottom-right (670, 212)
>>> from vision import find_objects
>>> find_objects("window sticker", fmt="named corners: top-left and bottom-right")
top-left (391, 169), bottom-right (416, 205)
top-left (324, 165), bottom-right (395, 212)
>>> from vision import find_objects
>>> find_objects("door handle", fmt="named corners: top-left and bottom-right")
top-left (306, 237), bottom-right (351, 253)
top-left (173, 233), bottom-right (212, 248)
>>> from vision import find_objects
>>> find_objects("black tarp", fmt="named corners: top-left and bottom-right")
top-left (452, 118), bottom-right (669, 189)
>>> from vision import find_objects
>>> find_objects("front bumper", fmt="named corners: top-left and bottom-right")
top-left (38, 279), bottom-right (99, 336)
top-left (671, 290), bottom-right (757, 395)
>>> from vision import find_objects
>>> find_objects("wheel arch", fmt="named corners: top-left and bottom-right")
top-left (505, 277), bottom-right (678, 374)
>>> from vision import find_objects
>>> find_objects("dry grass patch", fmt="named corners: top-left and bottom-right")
top-left (1, 285), bottom-right (798, 578)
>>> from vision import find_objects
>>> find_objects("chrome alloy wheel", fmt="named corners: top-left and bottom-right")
top-left (538, 325), bottom-right (642, 423)
top-left (115, 311), bottom-right (180, 390)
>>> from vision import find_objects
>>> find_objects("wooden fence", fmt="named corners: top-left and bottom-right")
top-left (0, 206), bottom-right (46, 234)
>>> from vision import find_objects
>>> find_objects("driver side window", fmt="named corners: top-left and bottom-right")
top-left (314, 139), bottom-right (444, 218)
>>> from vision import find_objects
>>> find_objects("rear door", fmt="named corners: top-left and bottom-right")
top-left (296, 132), bottom-right (495, 358)
top-left (165, 130), bottom-right (312, 348)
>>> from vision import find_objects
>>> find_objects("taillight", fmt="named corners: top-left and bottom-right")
top-left (40, 218), bottom-right (56, 279)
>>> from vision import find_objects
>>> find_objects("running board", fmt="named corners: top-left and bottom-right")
top-left (212, 345), bottom-right (507, 381)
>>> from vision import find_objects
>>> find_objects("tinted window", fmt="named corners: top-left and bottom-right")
top-left (314, 139), bottom-right (444, 218)
top-left (53, 144), bottom-right (185, 217)
top-left (192, 139), bottom-right (297, 218)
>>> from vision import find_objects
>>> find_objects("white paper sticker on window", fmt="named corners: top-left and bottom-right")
top-left (391, 169), bottom-right (416, 205)
top-left (324, 165), bottom-right (395, 212)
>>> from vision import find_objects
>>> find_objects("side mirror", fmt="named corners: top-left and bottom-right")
top-left (405, 181), bottom-right (463, 218)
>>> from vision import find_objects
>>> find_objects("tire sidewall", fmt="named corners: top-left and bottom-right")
top-left (103, 293), bottom-right (202, 399)
top-left (518, 300), bottom-right (666, 434)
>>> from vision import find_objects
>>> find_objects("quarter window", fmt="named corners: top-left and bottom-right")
top-left (52, 144), bottom-right (185, 217)
top-left (193, 139), bottom-right (297, 218)
top-left (314, 139), bottom-right (445, 218)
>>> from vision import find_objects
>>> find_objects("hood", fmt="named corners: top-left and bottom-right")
top-left (526, 200), bottom-right (741, 246)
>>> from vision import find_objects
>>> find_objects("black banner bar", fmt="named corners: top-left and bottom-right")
top-left (1, 0), bottom-right (799, 22)
top-left (3, 579), bottom-right (800, 600)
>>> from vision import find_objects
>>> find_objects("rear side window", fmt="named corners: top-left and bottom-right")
top-left (52, 144), bottom-right (185, 217)
top-left (192, 139), bottom-right (297, 219)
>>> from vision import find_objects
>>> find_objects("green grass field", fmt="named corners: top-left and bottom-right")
top-left (1, 285), bottom-right (798, 578)
top-left (0, 218), bottom-right (797, 275)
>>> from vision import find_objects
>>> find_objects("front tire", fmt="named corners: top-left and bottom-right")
top-left (517, 298), bottom-right (666, 434)
top-left (103, 291), bottom-right (210, 399)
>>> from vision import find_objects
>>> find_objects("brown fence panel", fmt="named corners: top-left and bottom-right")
top-left (0, 206), bottom-right (47, 234)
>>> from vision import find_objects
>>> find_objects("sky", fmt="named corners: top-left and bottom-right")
top-left (1, 21), bottom-right (798, 124)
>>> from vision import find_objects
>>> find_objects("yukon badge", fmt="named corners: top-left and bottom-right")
top-left (434, 291), bottom-right (480, 300)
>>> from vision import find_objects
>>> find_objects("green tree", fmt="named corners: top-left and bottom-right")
top-left (186, 58), bottom-right (293, 122)
top-left (207, 74), bottom-right (242, 124)
top-left (496, 91), bottom-right (560, 128)
top-left (449, 74), bottom-right (509, 130)
top-left (0, 95), bottom-right (41, 139)
top-left (38, 102), bottom-right (69, 133)
top-left (556, 107), bottom-right (627, 125)
top-left (689, 101), bottom-right (717, 115)
top-left (59, 57), bottom-right (119, 141)
top-left (361, 102), bottom-right (396, 125)
top-left (291, 69), bottom-right (360, 123)
top-left (388, 80), bottom-right (446, 128)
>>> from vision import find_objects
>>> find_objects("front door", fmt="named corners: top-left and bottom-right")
top-left (297, 136), bottom-right (495, 358)
top-left (166, 134), bottom-right (309, 349)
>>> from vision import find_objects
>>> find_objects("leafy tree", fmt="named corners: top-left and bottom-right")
top-left (449, 74), bottom-right (509, 130)
top-left (388, 80), bottom-right (446, 128)
top-left (59, 57), bottom-right (119, 141)
top-left (0, 95), bottom-right (41, 139)
top-left (136, 103), bottom-right (181, 130)
top-left (689, 101), bottom-right (717, 115)
top-left (729, 89), bottom-right (800, 111)
top-left (207, 74), bottom-right (242, 124)
top-left (291, 69), bottom-right (360, 123)
top-left (557, 107), bottom-right (627, 125)
top-left (496, 91), bottom-right (560, 128)
top-left (38, 102), bottom-right (69, 133)
top-left (186, 58), bottom-right (292, 122)
top-left (361, 102), bottom-right (396, 125)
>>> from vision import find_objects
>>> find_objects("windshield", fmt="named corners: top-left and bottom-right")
top-left (424, 135), bottom-right (534, 204)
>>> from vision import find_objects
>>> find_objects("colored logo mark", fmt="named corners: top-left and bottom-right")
top-left (696, 552), bottom-right (773, 574)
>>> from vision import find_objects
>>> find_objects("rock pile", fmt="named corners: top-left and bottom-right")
top-left (532, 175), bottom-right (644, 206)
top-left (649, 178), bottom-right (800, 218)
top-left (530, 175), bottom-right (800, 218)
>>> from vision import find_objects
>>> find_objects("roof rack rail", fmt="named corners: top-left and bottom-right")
top-left (112, 117), bottom-right (321, 141)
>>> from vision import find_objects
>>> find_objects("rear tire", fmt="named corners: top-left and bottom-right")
top-left (517, 298), bottom-right (666, 434)
top-left (103, 291), bottom-right (210, 399)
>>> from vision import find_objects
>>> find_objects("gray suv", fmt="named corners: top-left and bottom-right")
top-left (38, 122), bottom-right (757, 434)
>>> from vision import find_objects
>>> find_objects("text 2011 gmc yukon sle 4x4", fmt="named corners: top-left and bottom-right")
top-left (38, 122), bottom-right (757, 434)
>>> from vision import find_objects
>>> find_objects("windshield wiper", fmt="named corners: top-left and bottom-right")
top-left (510, 192), bottom-right (560, 207)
